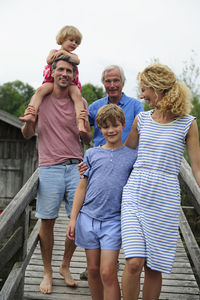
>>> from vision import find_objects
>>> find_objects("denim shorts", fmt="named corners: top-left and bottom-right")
top-left (75, 212), bottom-right (121, 250)
top-left (36, 163), bottom-right (80, 219)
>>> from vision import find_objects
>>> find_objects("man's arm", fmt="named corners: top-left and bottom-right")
top-left (79, 109), bottom-right (92, 145)
top-left (21, 120), bottom-right (36, 139)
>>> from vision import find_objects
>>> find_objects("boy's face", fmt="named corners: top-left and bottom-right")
top-left (100, 119), bottom-right (125, 146)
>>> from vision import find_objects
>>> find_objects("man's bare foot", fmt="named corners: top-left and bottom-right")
top-left (59, 266), bottom-right (78, 287)
top-left (19, 113), bottom-right (36, 123)
top-left (40, 273), bottom-right (52, 294)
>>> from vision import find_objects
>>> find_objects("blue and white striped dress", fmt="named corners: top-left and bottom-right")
top-left (121, 110), bottom-right (195, 273)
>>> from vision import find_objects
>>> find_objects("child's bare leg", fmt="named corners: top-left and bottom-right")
top-left (85, 249), bottom-right (103, 300)
top-left (19, 83), bottom-right (53, 122)
top-left (69, 85), bottom-right (86, 133)
top-left (100, 250), bottom-right (120, 300)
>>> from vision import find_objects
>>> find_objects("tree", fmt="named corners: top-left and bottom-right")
top-left (81, 83), bottom-right (106, 106)
top-left (0, 80), bottom-right (35, 117)
top-left (179, 51), bottom-right (200, 137)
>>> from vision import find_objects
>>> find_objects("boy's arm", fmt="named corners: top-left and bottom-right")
top-left (66, 177), bottom-right (88, 240)
top-left (55, 50), bottom-right (80, 65)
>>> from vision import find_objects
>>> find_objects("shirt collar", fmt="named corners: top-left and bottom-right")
top-left (106, 93), bottom-right (126, 107)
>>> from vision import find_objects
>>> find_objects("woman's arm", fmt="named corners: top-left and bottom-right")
top-left (66, 177), bottom-right (88, 240)
top-left (125, 116), bottom-right (139, 149)
top-left (186, 119), bottom-right (200, 186)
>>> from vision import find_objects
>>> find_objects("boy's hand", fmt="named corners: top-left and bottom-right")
top-left (66, 220), bottom-right (76, 240)
top-left (78, 161), bottom-right (88, 176)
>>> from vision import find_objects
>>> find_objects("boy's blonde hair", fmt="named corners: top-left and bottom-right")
top-left (138, 63), bottom-right (192, 117)
top-left (56, 25), bottom-right (82, 45)
top-left (96, 104), bottom-right (125, 128)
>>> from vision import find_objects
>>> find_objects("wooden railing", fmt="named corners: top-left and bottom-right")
top-left (0, 169), bottom-right (39, 300)
top-left (179, 158), bottom-right (200, 282)
top-left (0, 158), bottom-right (199, 299)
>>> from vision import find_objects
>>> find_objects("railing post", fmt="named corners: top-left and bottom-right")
top-left (15, 206), bottom-right (29, 300)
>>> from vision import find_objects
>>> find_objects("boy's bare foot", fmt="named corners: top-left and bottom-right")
top-left (40, 273), bottom-right (52, 294)
top-left (19, 113), bottom-right (36, 123)
top-left (59, 266), bottom-right (78, 287)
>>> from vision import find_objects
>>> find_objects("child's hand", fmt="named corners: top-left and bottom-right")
top-left (78, 161), bottom-right (88, 176)
top-left (66, 220), bottom-right (76, 240)
top-left (55, 50), bottom-right (70, 58)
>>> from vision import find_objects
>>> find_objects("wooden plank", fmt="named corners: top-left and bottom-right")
top-left (0, 226), bottom-right (23, 269)
top-left (0, 262), bottom-right (24, 300)
top-left (24, 203), bottom-right (200, 300)
top-left (0, 168), bottom-right (38, 241)
top-left (179, 207), bottom-right (200, 282)
top-left (179, 158), bottom-right (200, 214)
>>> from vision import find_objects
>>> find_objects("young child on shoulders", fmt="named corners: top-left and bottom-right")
top-left (67, 104), bottom-right (137, 300)
top-left (19, 25), bottom-right (86, 133)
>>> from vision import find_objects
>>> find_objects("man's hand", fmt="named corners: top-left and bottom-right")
top-left (79, 109), bottom-right (92, 144)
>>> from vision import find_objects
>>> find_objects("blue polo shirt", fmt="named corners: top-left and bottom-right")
top-left (89, 93), bottom-right (144, 146)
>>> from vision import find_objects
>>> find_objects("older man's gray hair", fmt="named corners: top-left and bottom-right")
top-left (101, 65), bottom-right (126, 84)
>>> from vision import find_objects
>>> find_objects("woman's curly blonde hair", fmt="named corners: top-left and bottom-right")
top-left (138, 63), bottom-right (192, 117)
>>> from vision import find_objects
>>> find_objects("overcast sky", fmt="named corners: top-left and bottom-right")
top-left (1, 0), bottom-right (200, 98)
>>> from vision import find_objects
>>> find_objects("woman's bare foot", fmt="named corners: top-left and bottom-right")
top-left (59, 266), bottom-right (78, 287)
top-left (40, 272), bottom-right (52, 294)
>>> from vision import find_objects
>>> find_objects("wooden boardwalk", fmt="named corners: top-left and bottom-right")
top-left (24, 204), bottom-right (200, 300)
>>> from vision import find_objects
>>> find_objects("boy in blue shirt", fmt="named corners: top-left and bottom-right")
top-left (67, 104), bottom-right (137, 300)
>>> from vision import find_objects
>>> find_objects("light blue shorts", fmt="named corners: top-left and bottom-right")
top-left (36, 164), bottom-right (80, 219)
top-left (75, 212), bottom-right (121, 250)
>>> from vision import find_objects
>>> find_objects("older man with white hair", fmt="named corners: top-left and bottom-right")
top-left (89, 65), bottom-right (143, 146)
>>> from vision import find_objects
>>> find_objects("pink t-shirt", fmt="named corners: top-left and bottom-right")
top-left (38, 93), bottom-right (88, 166)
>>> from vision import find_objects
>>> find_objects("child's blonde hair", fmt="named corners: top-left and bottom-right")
top-left (138, 63), bottom-right (192, 117)
top-left (56, 25), bottom-right (82, 45)
top-left (96, 104), bottom-right (125, 128)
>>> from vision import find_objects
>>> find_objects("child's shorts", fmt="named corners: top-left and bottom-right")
top-left (75, 212), bottom-right (121, 250)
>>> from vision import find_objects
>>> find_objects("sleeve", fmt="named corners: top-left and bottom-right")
top-left (184, 115), bottom-right (196, 139)
top-left (137, 112), bottom-right (144, 134)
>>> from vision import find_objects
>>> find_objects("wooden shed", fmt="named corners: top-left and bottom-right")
top-left (0, 109), bottom-right (37, 210)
